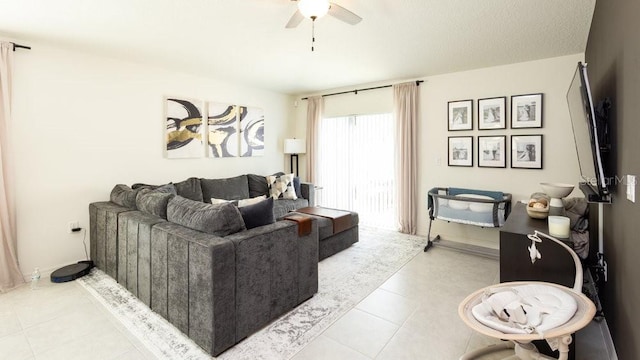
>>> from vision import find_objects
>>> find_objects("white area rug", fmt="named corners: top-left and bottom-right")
top-left (78, 226), bottom-right (425, 359)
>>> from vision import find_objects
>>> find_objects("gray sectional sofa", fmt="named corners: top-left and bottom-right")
top-left (134, 173), bottom-right (314, 219)
top-left (89, 173), bottom-right (318, 356)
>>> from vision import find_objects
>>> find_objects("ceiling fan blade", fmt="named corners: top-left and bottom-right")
top-left (328, 3), bottom-right (362, 25)
top-left (285, 9), bottom-right (305, 28)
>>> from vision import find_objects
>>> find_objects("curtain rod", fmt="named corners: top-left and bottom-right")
top-left (11, 42), bottom-right (31, 51)
top-left (301, 80), bottom-right (423, 100)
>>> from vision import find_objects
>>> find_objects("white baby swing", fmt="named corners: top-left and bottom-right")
top-left (458, 230), bottom-right (596, 360)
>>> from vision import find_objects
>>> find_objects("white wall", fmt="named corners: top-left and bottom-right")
top-left (294, 53), bottom-right (585, 249)
top-left (8, 42), bottom-right (294, 276)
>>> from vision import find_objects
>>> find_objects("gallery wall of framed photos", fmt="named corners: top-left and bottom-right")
top-left (446, 93), bottom-right (543, 169)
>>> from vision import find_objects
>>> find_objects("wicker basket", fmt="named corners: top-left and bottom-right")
top-left (526, 196), bottom-right (550, 219)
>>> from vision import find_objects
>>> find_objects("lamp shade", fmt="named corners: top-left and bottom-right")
top-left (284, 139), bottom-right (306, 154)
top-left (298, 0), bottom-right (330, 19)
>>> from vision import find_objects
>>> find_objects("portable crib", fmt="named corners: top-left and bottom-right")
top-left (425, 187), bottom-right (512, 252)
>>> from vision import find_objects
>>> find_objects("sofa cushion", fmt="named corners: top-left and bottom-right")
top-left (267, 173), bottom-right (297, 200)
top-left (167, 196), bottom-right (246, 236)
top-left (155, 183), bottom-right (177, 194)
top-left (247, 174), bottom-right (269, 198)
top-left (273, 198), bottom-right (309, 219)
top-left (201, 175), bottom-right (250, 203)
top-left (239, 197), bottom-right (274, 229)
top-left (136, 188), bottom-right (175, 219)
top-left (110, 184), bottom-right (141, 209)
top-left (174, 177), bottom-right (204, 202)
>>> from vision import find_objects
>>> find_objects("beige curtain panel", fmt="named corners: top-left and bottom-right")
top-left (305, 96), bottom-right (324, 184)
top-left (394, 82), bottom-right (419, 234)
top-left (0, 42), bottom-right (24, 292)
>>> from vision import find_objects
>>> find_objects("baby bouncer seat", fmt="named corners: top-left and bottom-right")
top-left (458, 231), bottom-right (596, 360)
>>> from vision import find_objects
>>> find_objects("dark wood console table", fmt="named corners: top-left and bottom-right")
top-left (296, 207), bottom-right (352, 234)
top-left (500, 202), bottom-right (576, 287)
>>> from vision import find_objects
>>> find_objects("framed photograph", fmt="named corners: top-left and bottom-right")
top-left (478, 97), bottom-right (506, 130)
top-left (448, 100), bottom-right (473, 131)
top-left (448, 136), bottom-right (473, 167)
top-left (511, 135), bottom-right (543, 169)
top-left (511, 93), bottom-right (543, 128)
top-left (478, 136), bottom-right (506, 168)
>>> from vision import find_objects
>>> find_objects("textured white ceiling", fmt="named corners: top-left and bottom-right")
top-left (0, 0), bottom-right (595, 94)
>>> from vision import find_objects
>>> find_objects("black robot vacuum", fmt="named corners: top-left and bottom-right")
top-left (50, 260), bottom-right (94, 283)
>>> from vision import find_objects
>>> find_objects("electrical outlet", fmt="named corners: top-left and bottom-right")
top-left (627, 175), bottom-right (636, 203)
top-left (68, 221), bottom-right (80, 233)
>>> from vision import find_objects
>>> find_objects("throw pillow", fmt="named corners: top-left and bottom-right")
top-left (136, 188), bottom-right (175, 219)
top-left (210, 198), bottom-right (231, 205)
top-left (167, 196), bottom-right (246, 236)
top-left (237, 195), bottom-right (267, 207)
top-left (131, 183), bottom-right (177, 194)
top-left (131, 183), bottom-right (159, 190)
top-left (293, 176), bottom-right (302, 199)
top-left (239, 197), bottom-right (275, 229)
top-left (266, 173), bottom-right (297, 200)
top-left (110, 184), bottom-right (141, 209)
top-left (247, 172), bottom-right (286, 198)
top-left (211, 198), bottom-right (240, 206)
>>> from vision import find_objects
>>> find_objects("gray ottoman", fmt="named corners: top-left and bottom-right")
top-left (292, 207), bottom-right (359, 260)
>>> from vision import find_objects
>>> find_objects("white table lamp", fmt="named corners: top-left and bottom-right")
top-left (284, 139), bottom-right (306, 176)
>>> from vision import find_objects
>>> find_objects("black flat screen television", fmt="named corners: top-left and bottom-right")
top-left (566, 62), bottom-right (610, 202)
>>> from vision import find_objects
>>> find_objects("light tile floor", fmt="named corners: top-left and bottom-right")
top-left (0, 278), bottom-right (156, 360)
top-left (292, 246), bottom-right (500, 360)
top-left (0, 246), bottom-right (608, 360)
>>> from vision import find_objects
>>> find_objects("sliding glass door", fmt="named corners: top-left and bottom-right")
top-left (316, 113), bottom-right (396, 229)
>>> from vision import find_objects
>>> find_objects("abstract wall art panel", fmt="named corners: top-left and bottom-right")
top-left (239, 106), bottom-right (264, 157)
top-left (207, 102), bottom-right (238, 158)
top-left (165, 98), bottom-right (205, 158)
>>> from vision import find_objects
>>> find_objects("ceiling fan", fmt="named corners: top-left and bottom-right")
top-left (285, 0), bottom-right (362, 51)
top-left (285, 0), bottom-right (362, 28)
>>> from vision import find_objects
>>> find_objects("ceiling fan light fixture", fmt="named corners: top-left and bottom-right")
top-left (298, 0), bottom-right (330, 19)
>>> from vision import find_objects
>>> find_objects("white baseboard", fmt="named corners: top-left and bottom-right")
top-left (21, 261), bottom-right (79, 282)
top-left (431, 238), bottom-right (499, 260)
top-left (583, 270), bottom-right (618, 360)
top-left (599, 318), bottom-right (618, 360)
